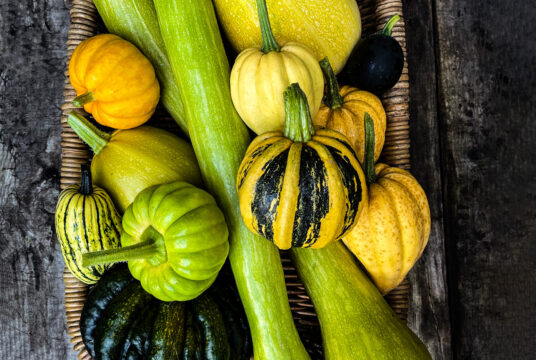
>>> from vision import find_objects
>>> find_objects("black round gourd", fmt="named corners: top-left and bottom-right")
top-left (342, 15), bottom-right (404, 94)
top-left (80, 266), bottom-right (252, 360)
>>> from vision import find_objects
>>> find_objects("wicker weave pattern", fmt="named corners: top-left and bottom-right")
top-left (60, 1), bottom-right (411, 358)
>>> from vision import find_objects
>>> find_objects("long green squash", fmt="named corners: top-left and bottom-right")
top-left (93, 0), bottom-right (188, 134)
top-left (152, 1), bottom-right (309, 359)
top-left (291, 242), bottom-right (432, 359)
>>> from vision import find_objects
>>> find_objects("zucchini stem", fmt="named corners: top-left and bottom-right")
top-left (73, 91), bottom-right (96, 107)
top-left (256, 0), bottom-right (280, 53)
top-left (79, 164), bottom-right (93, 195)
top-left (82, 226), bottom-right (165, 267)
top-left (67, 111), bottom-right (111, 155)
top-left (283, 83), bottom-right (315, 142)
top-left (319, 58), bottom-right (343, 109)
top-left (382, 14), bottom-right (400, 37)
top-left (364, 113), bottom-right (378, 184)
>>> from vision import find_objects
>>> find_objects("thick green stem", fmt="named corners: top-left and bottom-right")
top-left (364, 113), bottom-right (378, 184)
top-left (283, 84), bottom-right (315, 142)
top-left (256, 0), bottom-right (280, 53)
top-left (319, 57), bottom-right (343, 109)
top-left (73, 91), bottom-right (96, 107)
top-left (79, 164), bottom-right (93, 195)
top-left (382, 14), bottom-right (400, 36)
top-left (82, 239), bottom-right (160, 267)
top-left (67, 111), bottom-right (111, 155)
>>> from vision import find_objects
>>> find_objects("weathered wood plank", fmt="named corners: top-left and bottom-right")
top-left (403, 0), bottom-right (452, 358)
top-left (434, 0), bottom-right (536, 358)
top-left (0, 0), bottom-right (76, 359)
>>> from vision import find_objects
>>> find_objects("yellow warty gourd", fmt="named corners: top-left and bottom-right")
top-left (343, 115), bottom-right (431, 294)
top-left (214, 0), bottom-right (361, 74)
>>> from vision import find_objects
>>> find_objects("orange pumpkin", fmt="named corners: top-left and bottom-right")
top-left (314, 58), bottom-right (386, 163)
top-left (69, 34), bottom-right (160, 129)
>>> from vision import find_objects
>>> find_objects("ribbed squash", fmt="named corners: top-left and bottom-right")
top-left (343, 114), bottom-right (431, 294)
top-left (237, 84), bottom-right (367, 249)
top-left (214, 0), bottom-right (361, 74)
top-left (314, 58), bottom-right (386, 163)
top-left (230, 0), bottom-right (324, 135)
top-left (69, 34), bottom-right (160, 129)
top-left (55, 165), bottom-right (121, 284)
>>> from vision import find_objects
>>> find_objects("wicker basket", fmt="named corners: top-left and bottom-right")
top-left (60, 1), bottom-right (412, 359)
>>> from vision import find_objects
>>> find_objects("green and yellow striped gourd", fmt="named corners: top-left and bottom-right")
top-left (237, 84), bottom-right (367, 249)
top-left (55, 164), bottom-right (122, 284)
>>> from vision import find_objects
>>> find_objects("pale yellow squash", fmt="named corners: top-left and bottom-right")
top-left (343, 115), bottom-right (431, 294)
top-left (214, 0), bottom-right (361, 74)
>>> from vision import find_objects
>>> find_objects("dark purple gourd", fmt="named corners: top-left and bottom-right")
top-left (342, 15), bottom-right (404, 94)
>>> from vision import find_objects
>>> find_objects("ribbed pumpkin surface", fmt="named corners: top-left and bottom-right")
top-left (237, 128), bottom-right (367, 249)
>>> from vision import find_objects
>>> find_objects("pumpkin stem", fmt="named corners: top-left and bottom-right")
top-left (67, 111), bottom-right (111, 155)
top-left (364, 113), bottom-right (378, 184)
top-left (382, 14), bottom-right (400, 37)
top-left (319, 57), bottom-right (344, 109)
top-left (79, 164), bottom-right (93, 195)
top-left (256, 0), bottom-right (280, 53)
top-left (72, 91), bottom-right (96, 107)
top-left (283, 83), bottom-right (315, 142)
top-left (82, 226), bottom-right (165, 267)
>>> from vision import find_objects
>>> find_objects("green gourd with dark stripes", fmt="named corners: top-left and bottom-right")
top-left (237, 83), bottom-right (367, 249)
top-left (55, 164), bottom-right (122, 284)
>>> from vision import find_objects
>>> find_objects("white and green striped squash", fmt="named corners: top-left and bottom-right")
top-left (55, 164), bottom-right (121, 284)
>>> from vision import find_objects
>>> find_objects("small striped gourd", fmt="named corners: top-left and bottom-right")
top-left (237, 83), bottom-right (367, 249)
top-left (55, 165), bottom-right (121, 284)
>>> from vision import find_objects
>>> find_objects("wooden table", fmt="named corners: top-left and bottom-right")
top-left (1, 0), bottom-right (534, 358)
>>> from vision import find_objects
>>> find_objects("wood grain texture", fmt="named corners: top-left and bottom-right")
top-left (403, 0), bottom-right (452, 358)
top-left (0, 0), bottom-right (76, 359)
top-left (434, 0), bottom-right (536, 358)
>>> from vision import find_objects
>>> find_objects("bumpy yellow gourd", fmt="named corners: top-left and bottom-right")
top-left (214, 0), bottom-right (361, 74)
top-left (343, 115), bottom-right (431, 294)
top-left (69, 34), bottom-right (160, 129)
top-left (230, 0), bottom-right (324, 135)
top-left (314, 59), bottom-right (386, 163)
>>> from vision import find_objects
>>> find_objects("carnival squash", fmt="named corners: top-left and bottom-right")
top-left (343, 114), bottom-right (431, 294)
top-left (314, 58), bottom-right (386, 163)
top-left (55, 164), bottom-right (121, 284)
top-left (237, 84), bottom-right (367, 249)
top-left (82, 182), bottom-right (229, 302)
top-left (69, 34), bottom-right (160, 129)
top-left (214, 0), bottom-right (361, 74)
top-left (230, 0), bottom-right (324, 135)
top-left (67, 111), bottom-right (202, 212)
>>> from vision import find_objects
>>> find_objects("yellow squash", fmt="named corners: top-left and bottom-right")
top-left (237, 84), bottom-right (367, 249)
top-left (215, 0), bottom-right (361, 74)
top-left (69, 34), bottom-right (160, 129)
top-left (230, 0), bottom-right (324, 135)
top-left (314, 58), bottom-right (386, 163)
top-left (343, 114), bottom-right (431, 294)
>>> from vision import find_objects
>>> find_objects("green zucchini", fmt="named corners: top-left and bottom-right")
top-left (94, 281), bottom-right (153, 360)
top-left (93, 0), bottom-right (187, 134)
top-left (80, 264), bottom-right (134, 358)
top-left (192, 295), bottom-right (230, 360)
top-left (148, 302), bottom-right (186, 360)
top-left (291, 242), bottom-right (432, 359)
top-left (152, 1), bottom-right (308, 358)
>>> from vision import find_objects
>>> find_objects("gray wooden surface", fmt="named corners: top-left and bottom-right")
top-left (0, 0), bottom-right (534, 359)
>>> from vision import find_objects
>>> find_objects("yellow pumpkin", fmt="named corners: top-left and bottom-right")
top-left (314, 58), bottom-right (386, 163)
top-left (343, 114), bottom-right (431, 294)
top-left (214, 0), bottom-right (361, 74)
top-left (69, 34), bottom-right (160, 130)
top-left (230, 0), bottom-right (324, 135)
